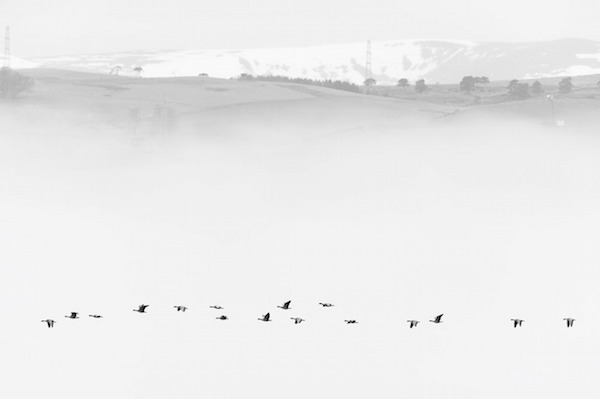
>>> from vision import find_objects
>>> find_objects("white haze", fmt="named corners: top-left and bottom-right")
top-left (1, 109), bottom-right (600, 399)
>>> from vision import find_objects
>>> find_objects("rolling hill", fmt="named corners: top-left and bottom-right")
top-left (2, 68), bottom-right (598, 148)
top-left (3, 69), bottom-right (458, 139)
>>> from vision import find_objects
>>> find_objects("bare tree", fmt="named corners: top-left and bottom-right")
top-left (110, 65), bottom-right (123, 76)
top-left (133, 66), bottom-right (144, 77)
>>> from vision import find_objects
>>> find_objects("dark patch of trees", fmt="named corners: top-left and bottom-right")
top-left (558, 77), bottom-right (573, 94)
top-left (0, 68), bottom-right (35, 100)
top-left (415, 79), bottom-right (428, 93)
top-left (460, 76), bottom-right (490, 93)
top-left (237, 74), bottom-right (361, 93)
top-left (507, 79), bottom-right (530, 99)
top-left (459, 76), bottom-right (476, 93)
top-left (531, 81), bottom-right (543, 95)
top-left (363, 78), bottom-right (376, 86)
top-left (397, 78), bottom-right (409, 87)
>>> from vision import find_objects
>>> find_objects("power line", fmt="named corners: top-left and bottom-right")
top-left (3, 26), bottom-right (10, 69)
top-left (365, 39), bottom-right (372, 82)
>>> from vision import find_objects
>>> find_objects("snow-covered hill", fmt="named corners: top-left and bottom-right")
top-left (25, 38), bottom-right (600, 84)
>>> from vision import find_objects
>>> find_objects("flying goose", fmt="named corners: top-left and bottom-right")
top-left (65, 312), bottom-right (79, 319)
top-left (407, 320), bottom-right (420, 328)
top-left (318, 302), bottom-right (334, 307)
top-left (174, 306), bottom-right (188, 312)
top-left (344, 319), bottom-right (358, 324)
top-left (290, 317), bottom-right (305, 324)
top-left (209, 305), bottom-right (223, 310)
top-left (88, 314), bottom-right (103, 318)
top-left (258, 313), bottom-right (271, 322)
top-left (133, 304), bottom-right (149, 313)
top-left (216, 315), bottom-right (228, 320)
top-left (511, 319), bottom-right (524, 328)
top-left (278, 301), bottom-right (291, 310)
top-left (429, 314), bottom-right (443, 324)
top-left (563, 318), bottom-right (575, 328)
top-left (41, 319), bottom-right (56, 328)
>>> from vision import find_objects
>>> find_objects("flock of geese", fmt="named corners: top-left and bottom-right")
top-left (40, 301), bottom-right (577, 329)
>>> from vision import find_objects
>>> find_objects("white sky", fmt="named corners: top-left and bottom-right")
top-left (1, 0), bottom-right (600, 57)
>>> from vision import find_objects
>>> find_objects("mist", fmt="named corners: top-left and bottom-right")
top-left (2, 86), bottom-right (600, 399)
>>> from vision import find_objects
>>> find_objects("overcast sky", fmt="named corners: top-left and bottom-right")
top-left (1, 0), bottom-right (600, 57)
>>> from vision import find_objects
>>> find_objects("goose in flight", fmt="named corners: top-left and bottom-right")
top-left (65, 312), bottom-right (79, 319)
top-left (216, 315), bottom-right (228, 320)
top-left (563, 318), bottom-right (575, 328)
top-left (209, 305), bottom-right (223, 310)
top-left (41, 319), bottom-right (56, 328)
top-left (133, 304), bottom-right (149, 313)
top-left (290, 317), bottom-right (305, 324)
top-left (407, 320), bottom-right (420, 328)
top-left (318, 302), bottom-right (334, 307)
top-left (258, 313), bottom-right (271, 322)
top-left (174, 306), bottom-right (188, 312)
top-left (88, 314), bottom-right (103, 318)
top-left (511, 319), bottom-right (524, 328)
top-left (429, 314), bottom-right (443, 324)
top-left (344, 319), bottom-right (358, 324)
top-left (278, 301), bottom-right (291, 310)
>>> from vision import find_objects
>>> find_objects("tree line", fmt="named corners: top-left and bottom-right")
top-left (391, 75), bottom-right (581, 99)
top-left (503, 77), bottom-right (573, 99)
top-left (238, 73), bottom-right (362, 93)
top-left (1, 66), bottom-right (596, 103)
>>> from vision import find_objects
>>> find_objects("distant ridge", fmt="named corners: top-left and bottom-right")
top-left (24, 38), bottom-right (600, 84)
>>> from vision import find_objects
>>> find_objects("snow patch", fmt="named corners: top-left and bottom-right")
top-left (576, 53), bottom-right (600, 62)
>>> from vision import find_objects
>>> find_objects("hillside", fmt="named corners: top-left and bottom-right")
top-left (1, 69), bottom-right (456, 140)
top-left (2, 68), bottom-right (599, 144)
